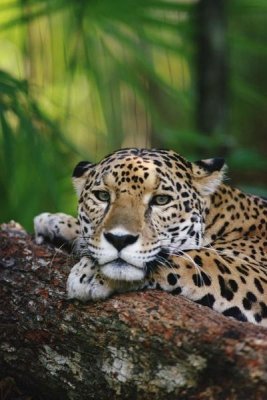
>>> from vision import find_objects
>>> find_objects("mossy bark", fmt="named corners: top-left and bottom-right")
top-left (1, 222), bottom-right (267, 400)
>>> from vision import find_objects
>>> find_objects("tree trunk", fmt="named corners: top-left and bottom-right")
top-left (196, 0), bottom-right (228, 146)
top-left (1, 222), bottom-right (267, 400)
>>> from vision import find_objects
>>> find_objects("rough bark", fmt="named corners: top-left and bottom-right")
top-left (1, 222), bottom-right (267, 400)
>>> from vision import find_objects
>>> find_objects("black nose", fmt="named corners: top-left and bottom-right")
top-left (104, 232), bottom-right (138, 252)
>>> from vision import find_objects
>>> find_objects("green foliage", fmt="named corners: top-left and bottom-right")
top-left (0, 70), bottom-right (77, 229)
top-left (0, 0), bottom-right (195, 153)
top-left (0, 0), bottom-right (266, 229)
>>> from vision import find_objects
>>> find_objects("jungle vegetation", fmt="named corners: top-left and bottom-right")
top-left (0, 0), bottom-right (266, 230)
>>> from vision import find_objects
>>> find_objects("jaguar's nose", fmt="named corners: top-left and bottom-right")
top-left (104, 232), bottom-right (139, 252)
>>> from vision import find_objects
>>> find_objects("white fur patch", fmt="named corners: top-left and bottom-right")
top-left (101, 262), bottom-right (145, 281)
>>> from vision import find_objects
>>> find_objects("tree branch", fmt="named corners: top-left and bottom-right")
top-left (1, 222), bottom-right (267, 399)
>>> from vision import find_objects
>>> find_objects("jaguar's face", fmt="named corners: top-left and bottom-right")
top-left (73, 149), bottom-right (225, 281)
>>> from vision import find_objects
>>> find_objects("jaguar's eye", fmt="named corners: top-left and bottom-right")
top-left (151, 195), bottom-right (172, 206)
top-left (93, 190), bottom-right (110, 202)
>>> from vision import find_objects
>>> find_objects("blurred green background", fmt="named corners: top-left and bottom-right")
top-left (0, 0), bottom-right (266, 231)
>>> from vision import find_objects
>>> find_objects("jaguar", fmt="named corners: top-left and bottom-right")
top-left (34, 148), bottom-right (267, 325)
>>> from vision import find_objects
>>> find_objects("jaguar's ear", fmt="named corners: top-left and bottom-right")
top-left (192, 158), bottom-right (226, 195)
top-left (72, 161), bottom-right (94, 196)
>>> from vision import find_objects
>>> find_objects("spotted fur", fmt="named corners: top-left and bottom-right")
top-left (34, 148), bottom-right (267, 326)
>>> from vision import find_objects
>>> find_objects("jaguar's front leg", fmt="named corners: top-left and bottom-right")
top-left (146, 249), bottom-right (257, 324)
top-left (34, 212), bottom-right (80, 249)
top-left (67, 257), bottom-right (146, 301)
top-left (67, 257), bottom-right (116, 300)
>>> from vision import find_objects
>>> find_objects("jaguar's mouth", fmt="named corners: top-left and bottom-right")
top-left (100, 258), bottom-right (145, 281)
top-left (144, 248), bottom-right (171, 273)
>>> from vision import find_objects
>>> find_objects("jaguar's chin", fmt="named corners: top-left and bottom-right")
top-left (101, 258), bottom-right (145, 281)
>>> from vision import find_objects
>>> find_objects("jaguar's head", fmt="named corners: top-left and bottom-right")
top-left (73, 148), bottom-right (225, 281)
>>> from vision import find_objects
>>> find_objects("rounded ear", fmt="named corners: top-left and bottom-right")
top-left (72, 161), bottom-right (94, 196)
top-left (192, 158), bottom-right (226, 195)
